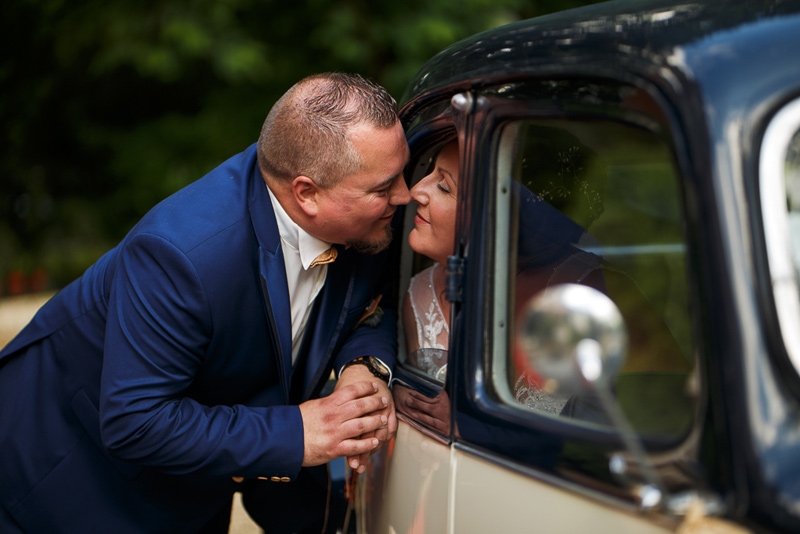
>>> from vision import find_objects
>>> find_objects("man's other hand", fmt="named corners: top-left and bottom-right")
top-left (336, 363), bottom-right (397, 473)
top-left (298, 380), bottom-right (388, 467)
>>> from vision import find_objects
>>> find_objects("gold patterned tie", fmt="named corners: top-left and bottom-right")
top-left (309, 247), bottom-right (338, 268)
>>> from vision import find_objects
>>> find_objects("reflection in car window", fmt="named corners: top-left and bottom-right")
top-left (405, 348), bottom-right (448, 382)
top-left (494, 116), bottom-right (696, 441)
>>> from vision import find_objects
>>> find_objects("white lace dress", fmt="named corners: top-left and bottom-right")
top-left (408, 265), bottom-right (449, 350)
top-left (406, 265), bottom-right (449, 381)
top-left (405, 264), bottom-right (567, 413)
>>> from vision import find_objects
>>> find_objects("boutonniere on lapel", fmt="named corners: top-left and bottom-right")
top-left (354, 295), bottom-right (383, 329)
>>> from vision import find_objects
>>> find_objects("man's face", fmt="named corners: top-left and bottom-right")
top-left (314, 121), bottom-right (411, 253)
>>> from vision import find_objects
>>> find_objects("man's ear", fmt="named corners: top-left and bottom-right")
top-left (292, 175), bottom-right (319, 217)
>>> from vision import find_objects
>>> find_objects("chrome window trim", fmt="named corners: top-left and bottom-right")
top-left (395, 411), bottom-right (451, 445)
top-left (760, 97), bottom-right (800, 375)
top-left (490, 124), bottom-right (517, 407)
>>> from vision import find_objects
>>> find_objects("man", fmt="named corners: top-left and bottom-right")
top-left (0, 72), bottom-right (410, 533)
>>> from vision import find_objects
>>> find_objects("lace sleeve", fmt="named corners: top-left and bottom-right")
top-left (406, 265), bottom-right (449, 350)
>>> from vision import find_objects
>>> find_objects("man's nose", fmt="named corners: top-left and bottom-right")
top-left (390, 176), bottom-right (412, 206)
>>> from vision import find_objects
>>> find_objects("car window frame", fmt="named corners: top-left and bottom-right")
top-left (451, 78), bottom-right (706, 499)
top-left (390, 112), bottom-right (466, 440)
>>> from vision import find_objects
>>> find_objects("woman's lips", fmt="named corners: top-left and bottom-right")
top-left (414, 213), bottom-right (429, 225)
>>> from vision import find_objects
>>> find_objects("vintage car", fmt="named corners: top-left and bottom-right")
top-left (355, 0), bottom-right (800, 532)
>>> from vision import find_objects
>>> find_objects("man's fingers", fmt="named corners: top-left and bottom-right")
top-left (347, 451), bottom-right (371, 473)
top-left (374, 424), bottom-right (389, 444)
top-left (336, 392), bottom-right (388, 421)
top-left (301, 375), bottom-right (395, 469)
top-left (341, 436), bottom-right (380, 461)
top-left (357, 452), bottom-right (370, 473)
top-left (341, 413), bottom-right (387, 437)
top-left (342, 386), bottom-right (396, 474)
top-left (332, 380), bottom-right (379, 404)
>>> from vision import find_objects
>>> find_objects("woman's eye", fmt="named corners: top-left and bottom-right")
top-left (437, 183), bottom-right (451, 194)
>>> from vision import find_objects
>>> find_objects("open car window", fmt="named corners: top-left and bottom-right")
top-left (397, 131), bottom-right (459, 387)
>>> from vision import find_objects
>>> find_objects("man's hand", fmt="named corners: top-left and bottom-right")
top-left (298, 380), bottom-right (389, 467)
top-left (336, 363), bottom-right (396, 473)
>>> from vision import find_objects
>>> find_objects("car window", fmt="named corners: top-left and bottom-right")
top-left (398, 137), bottom-right (457, 386)
top-left (761, 97), bottom-right (800, 379)
top-left (491, 114), bottom-right (696, 441)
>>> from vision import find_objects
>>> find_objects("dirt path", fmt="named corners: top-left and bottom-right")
top-left (0, 292), bottom-right (54, 349)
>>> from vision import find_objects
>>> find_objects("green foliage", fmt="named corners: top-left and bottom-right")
top-left (0, 0), bottom-right (603, 291)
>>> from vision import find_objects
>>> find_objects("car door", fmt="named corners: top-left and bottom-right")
top-left (359, 78), bottom-right (704, 533)
top-left (448, 79), bottom-right (698, 533)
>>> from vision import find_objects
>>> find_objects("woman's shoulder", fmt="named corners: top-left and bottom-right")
top-left (406, 265), bottom-right (437, 309)
top-left (408, 265), bottom-right (437, 289)
top-left (410, 264), bottom-right (435, 280)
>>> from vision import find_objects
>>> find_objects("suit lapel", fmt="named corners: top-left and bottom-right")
top-left (248, 163), bottom-right (292, 403)
top-left (258, 250), bottom-right (292, 403)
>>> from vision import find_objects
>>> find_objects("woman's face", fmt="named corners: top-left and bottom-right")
top-left (408, 142), bottom-right (459, 264)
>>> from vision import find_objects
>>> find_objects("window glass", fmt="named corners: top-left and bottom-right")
top-left (785, 131), bottom-right (800, 279)
top-left (494, 117), bottom-right (696, 440)
top-left (761, 97), bottom-right (800, 378)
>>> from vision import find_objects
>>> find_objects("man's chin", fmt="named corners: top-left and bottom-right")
top-left (347, 226), bottom-right (393, 255)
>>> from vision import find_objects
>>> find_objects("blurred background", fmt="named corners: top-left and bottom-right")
top-left (0, 0), bottom-right (602, 296)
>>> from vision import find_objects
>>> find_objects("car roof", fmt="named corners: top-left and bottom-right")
top-left (402, 0), bottom-right (800, 119)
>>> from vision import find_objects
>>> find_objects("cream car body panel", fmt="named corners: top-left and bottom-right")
top-left (451, 450), bottom-right (672, 534)
top-left (358, 421), bottom-right (451, 534)
top-left (360, 421), bottom-right (673, 534)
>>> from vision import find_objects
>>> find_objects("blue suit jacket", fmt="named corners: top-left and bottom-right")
top-left (0, 144), bottom-right (397, 533)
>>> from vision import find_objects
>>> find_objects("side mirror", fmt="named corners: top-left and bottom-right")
top-left (516, 283), bottom-right (626, 395)
top-left (516, 283), bottom-right (665, 510)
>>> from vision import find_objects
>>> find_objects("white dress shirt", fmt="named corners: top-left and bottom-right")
top-left (266, 185), bottom-right (332, 364)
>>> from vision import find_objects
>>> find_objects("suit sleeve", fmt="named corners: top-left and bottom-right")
top-left (99, 232), bottom-right (303, 479)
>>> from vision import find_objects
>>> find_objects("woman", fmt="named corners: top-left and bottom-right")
top-left (403, 141), bottom-right (458, 381)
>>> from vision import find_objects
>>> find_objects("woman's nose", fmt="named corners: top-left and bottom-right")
top-left (411, 175), bottom-right (432, 204)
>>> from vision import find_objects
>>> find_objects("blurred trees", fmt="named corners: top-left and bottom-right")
top-left (0, 0), bottom-right (602, 292)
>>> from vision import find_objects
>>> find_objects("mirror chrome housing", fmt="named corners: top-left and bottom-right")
top-left (516, 283), bottom-right (627, 395)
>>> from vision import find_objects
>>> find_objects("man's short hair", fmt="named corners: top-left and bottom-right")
top-left (257, 73), bottom-right (399, 188)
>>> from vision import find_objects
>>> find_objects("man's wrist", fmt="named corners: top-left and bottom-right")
top-left (339, 356), bottom-right (392, 385)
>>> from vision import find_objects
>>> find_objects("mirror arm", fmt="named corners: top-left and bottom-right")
top-left (576, 340), bottom-right (667, 510)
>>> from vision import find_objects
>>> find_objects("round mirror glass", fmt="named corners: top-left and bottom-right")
top-left (516, 283), bottom-right (627, 395)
